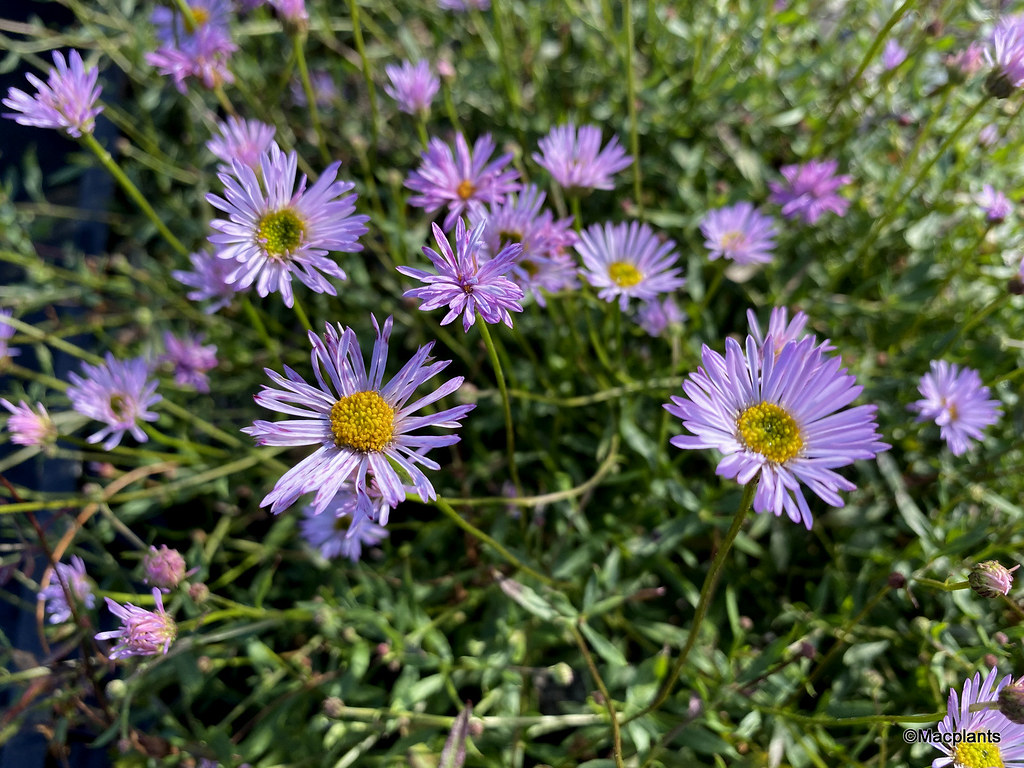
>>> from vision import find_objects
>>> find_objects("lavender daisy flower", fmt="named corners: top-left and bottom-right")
top-left (986, 14), bottom-right (1024, 97)
top-left (405, 133), bottom-right (520, 231)
top-left (289, 69), bottom-right (338, 109)
top-left (38, 556), bottom-right (95, 624)
top-left (147, 0), bottom-right (235, 93)
top-left (67, 354), bottom-right (161, 450)
top-left (768, 159), bottom-right (853, 224)
top-left (576, 221), bottom-right (685, 310)
top-left (979, 124), bottom-right (1000, 148)
top-left (95, 588), bottom-right (177, 659)
top-left (143, 545), bottom-right (188, 590)
top-left (925, 667), bottom-right (1024, 768)
top-left (2, 50), bottom-right (102, 137)
top-left (909, 360), bottom-right (1001, 456)
top-left (976, 184), bottom-right (1013, 223)
top-left (300, 489), bottom-right (390, 561)
top-left (207, 116), bottom-right (275, 170)
top-left (746, 307), bottom-right (833, 359)
top-left (665, 334), bottom-right (889, 529)
top-left (243, 316), bottom-right (475, 515)
top-left (948, 42), bottom-right (986, 78)
top-left (532, 123), bottom-right (632, 194)
top-left (161, 332), bottom-right (218, 393)
top-left (700, 202), bottom-right (778, 266)
top-left (1, 399), bottom-right (57, 449)
top-left (0, 309), bottom-right (20, 362)
top-left (206, 142), bottom-right (369, 308)
top-left (384, 60), bottom-right (441, 117)
top-left (881, 39), bottom-right (908, 70)
top-left (438, 0), bottom-right (491, 10)
top-left (398, 219), bottom-right (525, 332)
top-left (270, 0), bottom-right (308, 27)
top-left (636, 296), bottom-right (684, 337)
top-left (172, 250), bottom-right (246, 313)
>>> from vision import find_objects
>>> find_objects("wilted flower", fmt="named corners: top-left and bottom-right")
top-left (243, 316), bottom-right (475, 515)
top-left (576, 221), bottom-right (685, 310)
top-left (976, 184), bottom-right (1013, 223)
top-left (95, 588), bottom-right (177, 659)
top-left (532, 123), bottom-right (632, 194)
top-left (969, 561), bottom-right (1018, 598)
top-left (172, 250), bottom-right (247, 313)
top-left (207, 116), bottom-right (275, 170)
top-left (665, 334), bottom-right (888, 529)
top-left (66, 353), bottom-right (161, 450)
top-left (300, 489), bottom-right (390, 560)
top-left (700, 202), bottom-right (778, 266)
top-left (384, 60), bottom-right (440, 117)
top-left (881, 39), bottom-right (908, 70)
top-left (398, 219), bottom-right (525, 332)
top-left (38, 555), bottom-right (95, 624)
top-left (206, 142), bottom-right (369, 308)
top-left (2, 50), bottom-right (102, 137)
top-left (1, 399), bottom-right (57, 449)
top-left (768, 159), bottom-right (853, 224)
top-left (909, 360), bottom-right (1001, 456)
top-left (405, 133), bottom-right (520, 231)
top-left (143, 545), bottom-right (188, 591)
top-left (161, 332), bottom-right (218, 393)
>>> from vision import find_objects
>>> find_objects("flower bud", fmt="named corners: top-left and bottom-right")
top-left (1001, 680), bottom-right (1024, 724)
top-left (548, 662), bottom-right (574, 686)
top-left (969, 561), bottom-right (1018, 598)
top-left (144, 545), bottom-right (187, 590)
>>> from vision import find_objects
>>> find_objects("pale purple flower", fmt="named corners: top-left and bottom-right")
top-left (636, 296), bottom-right (684, 337)
top-left (146, 0), bottom-right (236, 93)
top-left (38, 556), bottom-right (95, 624)
top-left (270, 0), bottom-right (308, 25)
top-left (207, 116), bottom-right (275, 170)
top-left (1, 399), bottom-right (57, 448)
top-left (909, 360), bottom-right (1000, 456)
top-left (926, 667), bottom-right (1024, 768)
top-left (976, 184), bottom-right (1013, 223)
top-left (243, 316), bottom-right (475, 515)
top-left (290, 69), bottom-right (338, 108)
top-left (172, 250), bottom-right (246, 313)
top-left (881, 39), bottom-right (908, 70)
top-left (2, 50), bottom-right (102, 137)
top-left (746, 307), bottom-right (833, 359)
top-left (438, 0), bottom-right (490, 10)
top-left (576, 221), bottom-right (685, 310)
top-left (979, 124), bottom-right (1000, 148)
top-left (969, 561), bottom-right (1018, 599)
top-left (768, 159), bottom-right (853, 224)
top-left (700, 202), bottom-right (778, 265)
top-left (405, 133), bottom-right (520, 231)
top-left (512, 248), bottom-right (580, 306)
top-left (300, 489), bottom-right (390, 560)
top-left (95, 588), bottom-right (177, 659)
top-left (0, 309), bottom-right (20, 361)
top-left (665, 334), bottom-right (889, 529)
top-left (384, 60), bottom-right (440, 117)
top-left (143, 545), bottom-right (188, 590)
top-left (66, 354), bottom-right (161, 450)
top-left (532, 123), bottom-right (632, 194)
top-left (398, 219), bottom-right (525, 332)
top-left (206, 141), bottom-right (369, 308)
top-left (161, 332), bottom-right (218, 393)
top-left (986, 14), bottom-right (1024, 96)
top-left (948, 41), bottom-right (986, 78)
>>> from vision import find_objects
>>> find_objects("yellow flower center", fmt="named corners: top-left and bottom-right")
top-left (608, 261), bottom-right (642, 288)
top-left (456, 180), bottom-right (476, 200)
top-left (191, 6), bottom-right (210, 26)
top-left (109, 394), bottom-right (129, 421)
top-left (521, 259), bottom-right (539, 277)
top-left (721, 230), bottom-right (746, 251)
top-left (329, 391), bottom-right (395, 452)
top-left (498, 229), bottom-right (523, 245)
top-left (736, 401), bottom-right (803, 463)
top-left (953, 738), bottom-right (1004, 768)
top-left (258, 209), bottom-right (305, 257)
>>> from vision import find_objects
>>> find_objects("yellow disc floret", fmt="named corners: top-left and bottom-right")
top-left (456, 180), bottom-right (476, 200)
top-left (330, 391), bottom-right (395, 452)
top-left (721, 231), bottom-right (746, 251)
top-left (608, 261), bottom-right (642, 288)
top-left (258, 209), bottom-right (305, 256)
top-left (953, 739), bottom-right (1004, 768)
top-left (736, 401), bottom-right (803, 463)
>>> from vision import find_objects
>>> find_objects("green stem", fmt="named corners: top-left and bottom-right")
top-left (623, 0), bottom-right (642, 215)
top-left (293, 32), bottom-right (330, 165)
top-left (913, 578), bottom-right (969, 591)
top-left (433, 496), bottom-right (552, 586)
top-left (292, 295), bottom-right (314, 334)
top-left (478, 318), bottom-right (521, 491)
top-left (936, 293), bottom-right (1010, 357)
top-left (79, 133), bottom-right (188, 256)
top-left (626, 481), bottom-right (755, 723)
top-left (347, 0), bottom-right (381, 160)
top-left (569, 622), bottom-right (625, 768)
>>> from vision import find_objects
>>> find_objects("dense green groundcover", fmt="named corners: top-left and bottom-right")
top-left (2, 0), bottom-right (1024, 766)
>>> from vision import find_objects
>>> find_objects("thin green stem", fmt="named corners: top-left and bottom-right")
top-left (623, 0), bottom-right (642, 215)
top-left (569, 622), bottom-right (625, 768)
top-left (626, 481), bottom-right (755, 723)
top-left (478, 318), bottom-right (521, 491)
top-left (79, 133), bottom-right (188, 256)
top-left (937, 293), bottom-right (1010, 357)
top-left (913, 578), bottom-right (969, 591)
top-left (292, 295), bottom-right (314, 334)
top-left (347, 0), bottom-right (381, 159)
top-left (293, 32), bottom-right (330, 164)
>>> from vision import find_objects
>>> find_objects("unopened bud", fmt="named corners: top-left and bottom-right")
top-left (144, 545), bottom-right (187, 590)
top-left (548, 662), bottom-right (574, 686)
top-left (888, 571), bottom-right (907, 589)
top-left (1000, 680), bottom-right (1024, 724)
top-left (969, 561), bottom-right (1018, 598)
top-left (188, 582), bottom-right (209, 604)
top-left (323, 696), bottom-right (344, 718)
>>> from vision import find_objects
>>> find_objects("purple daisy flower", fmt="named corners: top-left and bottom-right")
top-left (746, 307), bottom-right (834, 359)
top-left (948, 42), bottom-right (986, 78)
top-left (438, 0), bottom-right (491, 10)
top-left (146, 0), bottom-right (236, 93)
top-left (986, 14), bottom-right (1024, 97)
top-left (881, 39), bottom-right (908, 70)
top-left (172, 250), bottom-right (247, 313)
top-left (206, 142), bottom-right (369, 308)
top-left (38, 555), bottom-right (95, 624)
top-left (2, 49), bottom-right (102, 138)
top-left (384, 60), bottom-right (440, 117)
top-left (66, 353), bottom-right (161, 450)
top-left (95, 588), bottom-right (177, 659)
top-left (768, 159), bottom-right (853, 225)
top-left (243, 316), bottom-right (475, 514)
top-left (405, 133), bottom-right (520, 231)
top-left (270, 0), bottom-right (308, 26)
top-left (665, 334), bottom-right (889, 529)
top-left (160, 332), bottom-right (218, 393)
top-left (909, 360), bottom-right (1001, 456)
top-left (925, 667), bottom-right (1024, 768)
top-left (636, 296), bottom-right (684, 337)
top-left (143, 545), bottom-right (188, 591)
top-left (700, 202), bottom-right (778, 266)
top-left (575, 221), bottom-right (685, 310)
top-left (398, 219), bottom-right (525, 332)
top-left (976, 184), bottom-right (1013, 223)
top-left (1, 309), bottom-right (21, 361)
top-left (532, 123), bottom-right (632, 194)
top-left (300, 489), bottom-right (390, 561)
top-left (1, 399), bottom-right (57, 449)
top-left (207, 116), bottom-right (275, 170)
